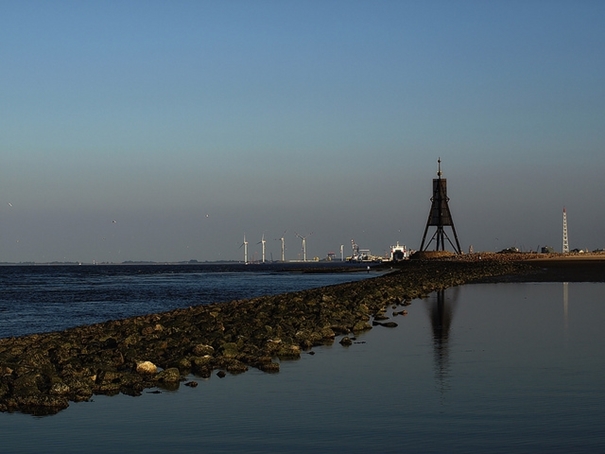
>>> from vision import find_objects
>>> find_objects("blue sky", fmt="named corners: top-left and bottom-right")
top-left (1, 0), bottom-right (604, 262)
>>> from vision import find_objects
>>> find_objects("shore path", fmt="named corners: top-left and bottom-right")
top-left (1, 255), bottom-right (603, 415)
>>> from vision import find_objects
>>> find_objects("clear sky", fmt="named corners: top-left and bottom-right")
top-left (1, 0), bottom-right (604, 263)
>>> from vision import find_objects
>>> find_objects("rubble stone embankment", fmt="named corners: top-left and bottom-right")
top-left (0, 259), bottom-right (533, 415)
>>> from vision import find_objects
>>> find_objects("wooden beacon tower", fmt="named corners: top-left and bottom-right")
top-left (419, 159), bottom-right (462, 254)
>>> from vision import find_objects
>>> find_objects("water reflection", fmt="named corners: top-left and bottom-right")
top-left (563, 281), bottom-right (569, 342)
top-left (4, 283), bottom-right (605, 453)
top-left (426, 288), bottom-right (459, 401)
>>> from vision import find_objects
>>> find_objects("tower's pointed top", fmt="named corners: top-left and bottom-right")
top-left (437, 158), bottom-right (443, 178)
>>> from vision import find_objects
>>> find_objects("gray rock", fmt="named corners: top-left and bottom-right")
top-left (339, 336), bottom-right (353, 346)
top-left (156, 368), bottom-right (181, 383)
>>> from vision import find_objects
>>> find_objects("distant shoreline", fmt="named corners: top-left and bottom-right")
top-left (456, 252), bottom-right (605, 283)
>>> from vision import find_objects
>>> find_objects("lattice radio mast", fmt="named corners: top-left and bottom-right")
top-left (562, 207), bottom-right (569, 253)
top-left (419, 158), bottom-right (462, 254)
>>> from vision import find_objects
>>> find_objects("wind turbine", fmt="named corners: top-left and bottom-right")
top-left (275, 230), bottom-right (286, 262)
top-left (239, 234), bottom-right (249, 264)
top-left (257, 234), bottom-right (267, 263)
top-left (295, 232), bottom-right (311, 262)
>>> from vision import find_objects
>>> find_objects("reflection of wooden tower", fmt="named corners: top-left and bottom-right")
top-left (429, 288), bottom-right (456, 399)
top-left (420, 159), bottom-right (462, 254)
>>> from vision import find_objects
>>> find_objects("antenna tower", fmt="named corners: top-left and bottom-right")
top-left (562, 207), bottom-right (569, 253)
top-left (351, 239), bottom-right (359, 259)
top-left (419, 158), bottom-right (462, 254)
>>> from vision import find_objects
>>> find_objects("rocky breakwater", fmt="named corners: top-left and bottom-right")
top-left (0, 259), bottom-right (531, 415)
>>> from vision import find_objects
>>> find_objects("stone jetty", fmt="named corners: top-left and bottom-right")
top-left (0, 258), bottom-right (535, 415)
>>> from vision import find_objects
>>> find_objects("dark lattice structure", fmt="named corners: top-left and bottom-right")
top-left (419, 159), bottom-right (462, 254)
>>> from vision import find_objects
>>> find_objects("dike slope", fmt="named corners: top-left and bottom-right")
top-left (0, 259), bottom-right (531, 415)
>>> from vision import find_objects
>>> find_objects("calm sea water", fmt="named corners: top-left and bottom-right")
top-left (0, 263), bottom-right (376, 339)
top-left (2, 269), bottom-right (605, 453)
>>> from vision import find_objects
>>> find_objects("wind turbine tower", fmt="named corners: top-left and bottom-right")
top-left (275, 232), bottom-right (286, 262)
top-left (296, 233), bottom-right (308, 262)
top-left (562, 207), bottom-right (569, 253)
top-left (351, 239), bottom-right (359, 260)
top-left (240, 235), bottom-right (249, 264)
top-left (258, 234), bottom-right (267, 263)
top-left (280, 236), bottom-right (285, 262)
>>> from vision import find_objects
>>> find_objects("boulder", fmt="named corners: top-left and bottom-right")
top-left (339, 336), bottom-right (353, 346)
top-left (192, 344), bottom-right (215, 356)
top-left (258, 362), bottom-right (280, 373)
top-left (173, 357), bottom-right (192, 373)
top-left (192, 355), bottom-right (214, 377)
top-left (352, 320), bottom-right (372, 332)
top-left (276, 344), bottom-right (301, 359)
top-left (136, 361), bottom-right (157, 375)
top-left (156, 368), bottom-right (181, 383)
top-left (220, 342), bottom-right (239, 358)
top-left (224, 360), bottom-right (248, 374)
top-left (376, 321), bottom-right (398, 328)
